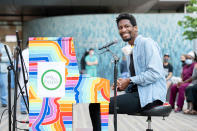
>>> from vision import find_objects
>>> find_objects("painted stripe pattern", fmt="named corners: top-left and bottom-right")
top-left (29, 37), bottom-right (110, 131)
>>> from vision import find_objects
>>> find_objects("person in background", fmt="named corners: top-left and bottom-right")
top-left (163, 53), bottom-right (173, 89)
top-left (181, 54), bottom-right (186, 67)
top-left (169, 54), bottom-right (186, 86)
top-left (120, 55), bottom-right (129, 78)
top-left (86, 48), bottom-right (99, 130)
top-left (183, 62), bottom-right (197, 115)
top-left (0, 42), bottom-right (12, 107)
top-left (120, 55), bottom-right (131, 93)
top-left (19, 46), bottom-right (29, 114)
top-left (169, 51), bottom-right (196, 112)
top-left (85, 48), bottom-right (98, 77)
top-left (80, 49), bottom-right (89, 74)
top-left (11, 48), bottom-right (17, 89)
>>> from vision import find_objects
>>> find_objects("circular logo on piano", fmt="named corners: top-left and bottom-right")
top-left (41, 69), bottom-right (62, 90)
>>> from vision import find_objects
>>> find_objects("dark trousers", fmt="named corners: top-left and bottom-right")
top-left (185, 84), bottom-right (197, 110)
top-left (89, 103), bottom-right (101, 131)
top-left (89, 92), bottom-right (141, 131)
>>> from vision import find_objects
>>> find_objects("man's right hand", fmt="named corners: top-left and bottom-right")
top-left (112, 78), bottom-right (130, 91)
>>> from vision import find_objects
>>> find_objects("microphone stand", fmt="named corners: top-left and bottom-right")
top-left (19, 46), bottom-right (29, 109)
top-left (7, 65), bottom-right (12, 131)
top-left (4, 31), bottom-right (29, 131)
top-left (100, 47), bottom-right (119, 131)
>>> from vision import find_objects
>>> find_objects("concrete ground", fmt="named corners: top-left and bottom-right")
top-left (0, 89), bottom-right (197, 131)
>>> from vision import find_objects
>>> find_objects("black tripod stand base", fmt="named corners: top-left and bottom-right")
top-left (146, 129), bottom-right (153, 131)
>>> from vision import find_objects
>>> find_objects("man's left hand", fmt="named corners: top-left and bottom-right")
top-left (117, 78), bottom-right (130, 91)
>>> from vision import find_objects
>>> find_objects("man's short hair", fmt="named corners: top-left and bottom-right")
top-left (116, 13), bottom-right (137, 26)
top-left (89, 48), bottom-right (94, 51)
top-left (164, 53), bottom-right (170, 57)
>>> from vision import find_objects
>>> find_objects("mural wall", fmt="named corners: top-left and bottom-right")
top-left (23, 14), bottom-right (193, 82)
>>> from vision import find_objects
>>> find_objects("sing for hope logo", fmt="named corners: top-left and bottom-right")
top-left (41, 69), bottom-right (62, 90)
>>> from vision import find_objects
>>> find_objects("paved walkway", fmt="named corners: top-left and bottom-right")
top-left (1, 89), bottom-right (197, 131)
top-left (0, 89), bottom-right (28, 131)
top-left (73, 103), bottom-right (197, 131)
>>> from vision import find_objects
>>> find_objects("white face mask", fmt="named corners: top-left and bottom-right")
top-left (90, 51), bottom-right (94, 55)
top-left (121, 45), bottom-right (133, 56)
top-left (185, 59), bottom-right (193, 65)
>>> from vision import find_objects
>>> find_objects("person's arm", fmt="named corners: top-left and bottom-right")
top-left (94, 60), bottom-right (98, 65)
top-left (178, 64), bottom-right (197, 87)
top-left (93, 56), bottom-right (98, 65)
top-left (166, 64), bottom-right (173, 80)
top-left (166, 72), bottom-right (173, 81)
top-left (130, 39), bottom-right (164, 86)
top-left (1, 45), bottom-right (12, 63)
top-left (177, 77), bottom-right (192, 87)
top-left (181, 72), bottom-right (183, 81)
top-left (86, 56), bottom-right (98, 65)
top-left (86, 61), bottom-right (97, 65)
top-left (191, 64), bottom-right (197, 80)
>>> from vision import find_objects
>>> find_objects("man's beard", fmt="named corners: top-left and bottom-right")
top-left (123, 37), bottom-right (132, 42)
top-left (121, 32), bottom-right (132, 42)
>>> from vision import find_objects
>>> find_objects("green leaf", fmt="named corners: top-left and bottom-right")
top-left (178, 0), bottom-right (197, 40)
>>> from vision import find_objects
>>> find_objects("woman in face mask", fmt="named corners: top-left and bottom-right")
top-left (181, 55), bottom-right (186, 67)
top-left (185, 56), bottom-right (193, 65)
top-left (183, 51), bottom-right (197, 114)
top-left (169, 51), bottom-right (196, 112)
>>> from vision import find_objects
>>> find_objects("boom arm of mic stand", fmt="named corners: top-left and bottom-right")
top-left (99, 50), bottom-right (109, 55)
top-left (105, 48), bottom-right (119, 61)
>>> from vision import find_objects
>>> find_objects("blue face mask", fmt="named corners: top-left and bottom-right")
top-left (185, 59), bottom-right (193, 65)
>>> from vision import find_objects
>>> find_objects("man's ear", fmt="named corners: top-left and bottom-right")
top-left (134, 26), bottom-right (138, 32)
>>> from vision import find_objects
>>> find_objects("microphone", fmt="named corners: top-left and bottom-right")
top-left (98, 40), bottom-right (118, 50)
top-left (16, 31), bottom-right (20, 46)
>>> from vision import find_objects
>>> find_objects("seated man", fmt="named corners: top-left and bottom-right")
top-left (163, 53), bottom-right (173, 89)
top-left (89, 13), bottom-right (167, 131)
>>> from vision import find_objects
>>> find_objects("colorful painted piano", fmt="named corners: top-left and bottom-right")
top-left (29, 37), bottom-right (110, 131)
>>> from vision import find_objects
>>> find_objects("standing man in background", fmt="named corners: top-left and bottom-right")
top-left (0, 41), bottom-right (12, 107)
top-left (85, 48), bottom-right (98, 77)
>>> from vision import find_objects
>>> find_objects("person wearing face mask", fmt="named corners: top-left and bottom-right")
top-left (85, 48), bottom-right (98, 77)
top-left (163, 53), bottom-right (173, 89)
top-left (181, 52), bottom-right (197, 115)
top-left (169, 51), bottom-right (196, 112)
top-left (181, 55), bottom-right (186, 67)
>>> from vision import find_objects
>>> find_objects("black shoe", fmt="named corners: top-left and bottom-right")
top-left (1, 104), bottom-right (7, 107)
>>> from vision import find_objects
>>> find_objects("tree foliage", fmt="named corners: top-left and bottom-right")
top-left (178, 0), bottom-right (197, 40)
